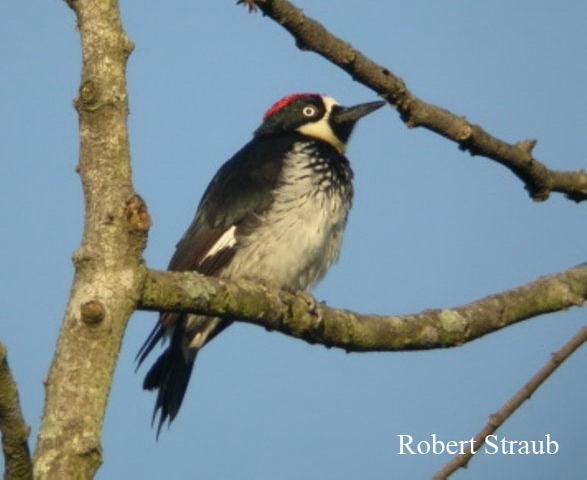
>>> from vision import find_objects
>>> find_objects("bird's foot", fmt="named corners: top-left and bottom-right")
top-left (297, 290), bottom-right (320, 314)
top-left (296, 291), bottom-right (326, 330)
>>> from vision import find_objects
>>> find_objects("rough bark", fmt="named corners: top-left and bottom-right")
top-left (0, 344), bottom-right (33, 480)
top-left (140, 264), bottom-right (587, 351)
top-left (244, 0), bottom-right (587, 202)
top-left (32, 1), bottom-right (149, 478)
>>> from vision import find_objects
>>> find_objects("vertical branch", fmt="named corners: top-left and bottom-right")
top-left (33, 1), bottom-right (149, 478)
top-left (0, 344), bottom-right (33, 480)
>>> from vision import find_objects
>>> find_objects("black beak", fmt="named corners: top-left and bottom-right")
top-left (332, 100), bottom-right (386, 124)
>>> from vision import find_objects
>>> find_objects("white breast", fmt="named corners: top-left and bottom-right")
top-left (222, 142), bottom-right (352, 290)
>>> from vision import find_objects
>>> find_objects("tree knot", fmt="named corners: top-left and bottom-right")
top-left (125, 194), bottom-right (151, 233)
top-left (80, 300), bottom-right (106, 325)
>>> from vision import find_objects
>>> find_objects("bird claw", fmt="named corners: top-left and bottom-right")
top-left (298, 291), bottom-right (318, 313)
top-left (296, 291), bottom-right (325, 324)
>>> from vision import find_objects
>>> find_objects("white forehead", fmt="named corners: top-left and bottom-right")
top-left (321, 96), bottom-right (340, 113)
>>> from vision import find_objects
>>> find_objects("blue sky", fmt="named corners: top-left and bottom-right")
top-left (1, 1), bottom-right (585, 479)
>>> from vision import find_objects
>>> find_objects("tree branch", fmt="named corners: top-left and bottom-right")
top-left (434, 325), bottom-right (587, 479)
top-left (139, 264), bottom-right (587, 351)
top-left (0, 344), bottom-right (33, 480)
top-left (241, 0), bottom-right (587, 202)
top-left (33, 1), bottom-right (148, 478)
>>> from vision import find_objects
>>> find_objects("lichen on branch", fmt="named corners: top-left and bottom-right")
top-left (139, 264), bottom-right (587, 351)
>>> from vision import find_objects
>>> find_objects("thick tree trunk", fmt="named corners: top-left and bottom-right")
top-left (32, 1), bottom-right (148, 478)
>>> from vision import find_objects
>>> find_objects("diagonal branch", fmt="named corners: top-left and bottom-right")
top-left (433, 325), bottom-right (587, 479)
top-left (0, 344), bottom-right (33, 480)
top-left (139, 264), bottom-right (587, 351)
top-left (241, 0), bottom-right (587, 202)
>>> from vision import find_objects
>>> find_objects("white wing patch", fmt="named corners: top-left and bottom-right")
top-left (199, 225), bottom-right (237, 265)
top-left (219, 142), bottom-right (351, 290)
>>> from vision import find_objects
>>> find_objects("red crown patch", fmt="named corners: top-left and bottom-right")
top-left (263, 93), bottom-right (321, 120)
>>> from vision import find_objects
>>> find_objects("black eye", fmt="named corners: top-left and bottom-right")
top-left (302, 105), bottom-right (317, 117)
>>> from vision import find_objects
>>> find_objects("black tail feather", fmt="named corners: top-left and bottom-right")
top-left (143, 345), bottom-right (197, 438)
top-left (135, 323), bottom-right (164, 370)
top-left (136, 312), bottom-right (179, 369)
top-left (137, 313), bottom-right (198, 438)
top-left (137, 313), bottom-right (230, 437)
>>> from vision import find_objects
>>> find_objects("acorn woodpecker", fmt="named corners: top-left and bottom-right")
top-left (137, 93), bottom-right (384, 434)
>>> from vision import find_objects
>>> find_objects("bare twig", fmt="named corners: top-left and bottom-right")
top-left (434, 325), bottom-right (587, 479)
top-left (0, 344), bottom-right (33, 480)
top-left (139, 264), bottom-right (587, 351)
top-left (242, 0), bottom-right (587, 202)
top-left (236, 0), bottom-right (258, 13)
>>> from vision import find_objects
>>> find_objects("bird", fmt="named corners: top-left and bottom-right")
top-left (137, 93), bottom-right (385, 435)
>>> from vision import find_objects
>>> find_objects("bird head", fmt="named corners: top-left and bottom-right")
top-left (254, 93), bottom-right (385, 153)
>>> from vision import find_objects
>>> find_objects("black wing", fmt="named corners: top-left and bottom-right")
top-left (136, 133), bottom-right (302, 365)
top-left (168, 134), bottom-right (294, 270)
